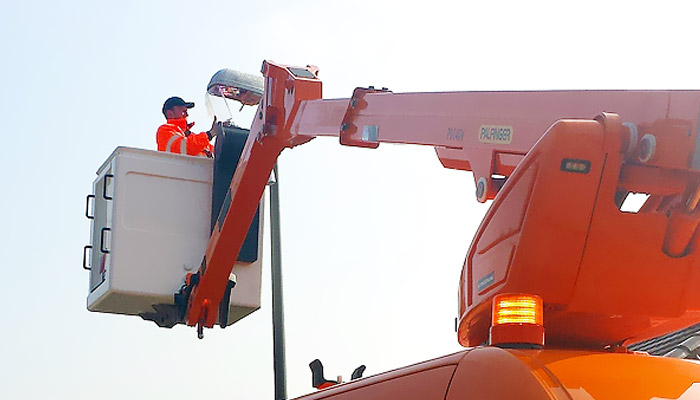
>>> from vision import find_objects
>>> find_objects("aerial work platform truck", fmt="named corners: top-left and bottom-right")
top-left (85, 61), bottom-right (700, 399)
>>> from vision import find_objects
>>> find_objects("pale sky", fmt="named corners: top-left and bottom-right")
top-left (3, 1), bottom-right (700, 399)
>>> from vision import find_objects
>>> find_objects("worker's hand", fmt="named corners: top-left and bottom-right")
top-left (209, 117), bottom-right (221, 138)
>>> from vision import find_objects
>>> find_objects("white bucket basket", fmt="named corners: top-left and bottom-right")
top-left (84, 147), bottom-right (262, 326)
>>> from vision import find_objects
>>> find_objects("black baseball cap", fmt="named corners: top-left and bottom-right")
top-left (162, 96), bottom-right (195, 115)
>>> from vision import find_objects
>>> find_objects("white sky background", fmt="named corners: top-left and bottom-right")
top-left (2, 1), bottom-right (700, 399)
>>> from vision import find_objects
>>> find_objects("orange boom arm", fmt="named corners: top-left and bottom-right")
top-left (184, 61), bottom-right (700, 349)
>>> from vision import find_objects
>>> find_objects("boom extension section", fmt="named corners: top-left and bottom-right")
top-left (181, 61), bottom-right (700, 348)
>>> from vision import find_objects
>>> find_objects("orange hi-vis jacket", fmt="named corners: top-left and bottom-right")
top-left (156, 117), bottom-right (213, 157)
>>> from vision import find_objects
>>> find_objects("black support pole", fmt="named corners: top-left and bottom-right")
top-left (270, 163), bottom-right (287, 400)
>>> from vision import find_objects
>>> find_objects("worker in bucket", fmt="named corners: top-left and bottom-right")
top-left (157, 96), bottom-right (220, 157)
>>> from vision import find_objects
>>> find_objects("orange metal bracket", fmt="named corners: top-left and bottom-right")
top-left (340, 87), bottom-right (391, 148)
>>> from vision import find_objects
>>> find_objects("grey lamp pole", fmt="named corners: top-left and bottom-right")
top-left (270, 163), bottom-right (287, 400)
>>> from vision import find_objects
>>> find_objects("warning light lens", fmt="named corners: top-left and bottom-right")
top-left (560, 158), bottom-right (591, 174)
top-left (492, 294), bottom-right (543, 326)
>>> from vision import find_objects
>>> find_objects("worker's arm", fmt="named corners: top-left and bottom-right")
top-left (183, 132), bottom-right (212, 156)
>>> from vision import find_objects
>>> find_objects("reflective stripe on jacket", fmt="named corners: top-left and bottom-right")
top-left (156, 118), bottom-right (213, 157)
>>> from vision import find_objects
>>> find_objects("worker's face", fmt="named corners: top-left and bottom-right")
top-left (165, 105), bottom-right (189, 119)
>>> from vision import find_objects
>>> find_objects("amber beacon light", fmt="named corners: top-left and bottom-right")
top-left (490, 294), bottom-right (545, 348)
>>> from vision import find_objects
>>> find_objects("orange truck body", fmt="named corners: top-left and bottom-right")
top-left (296, 349), bottom-right (700, 400)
